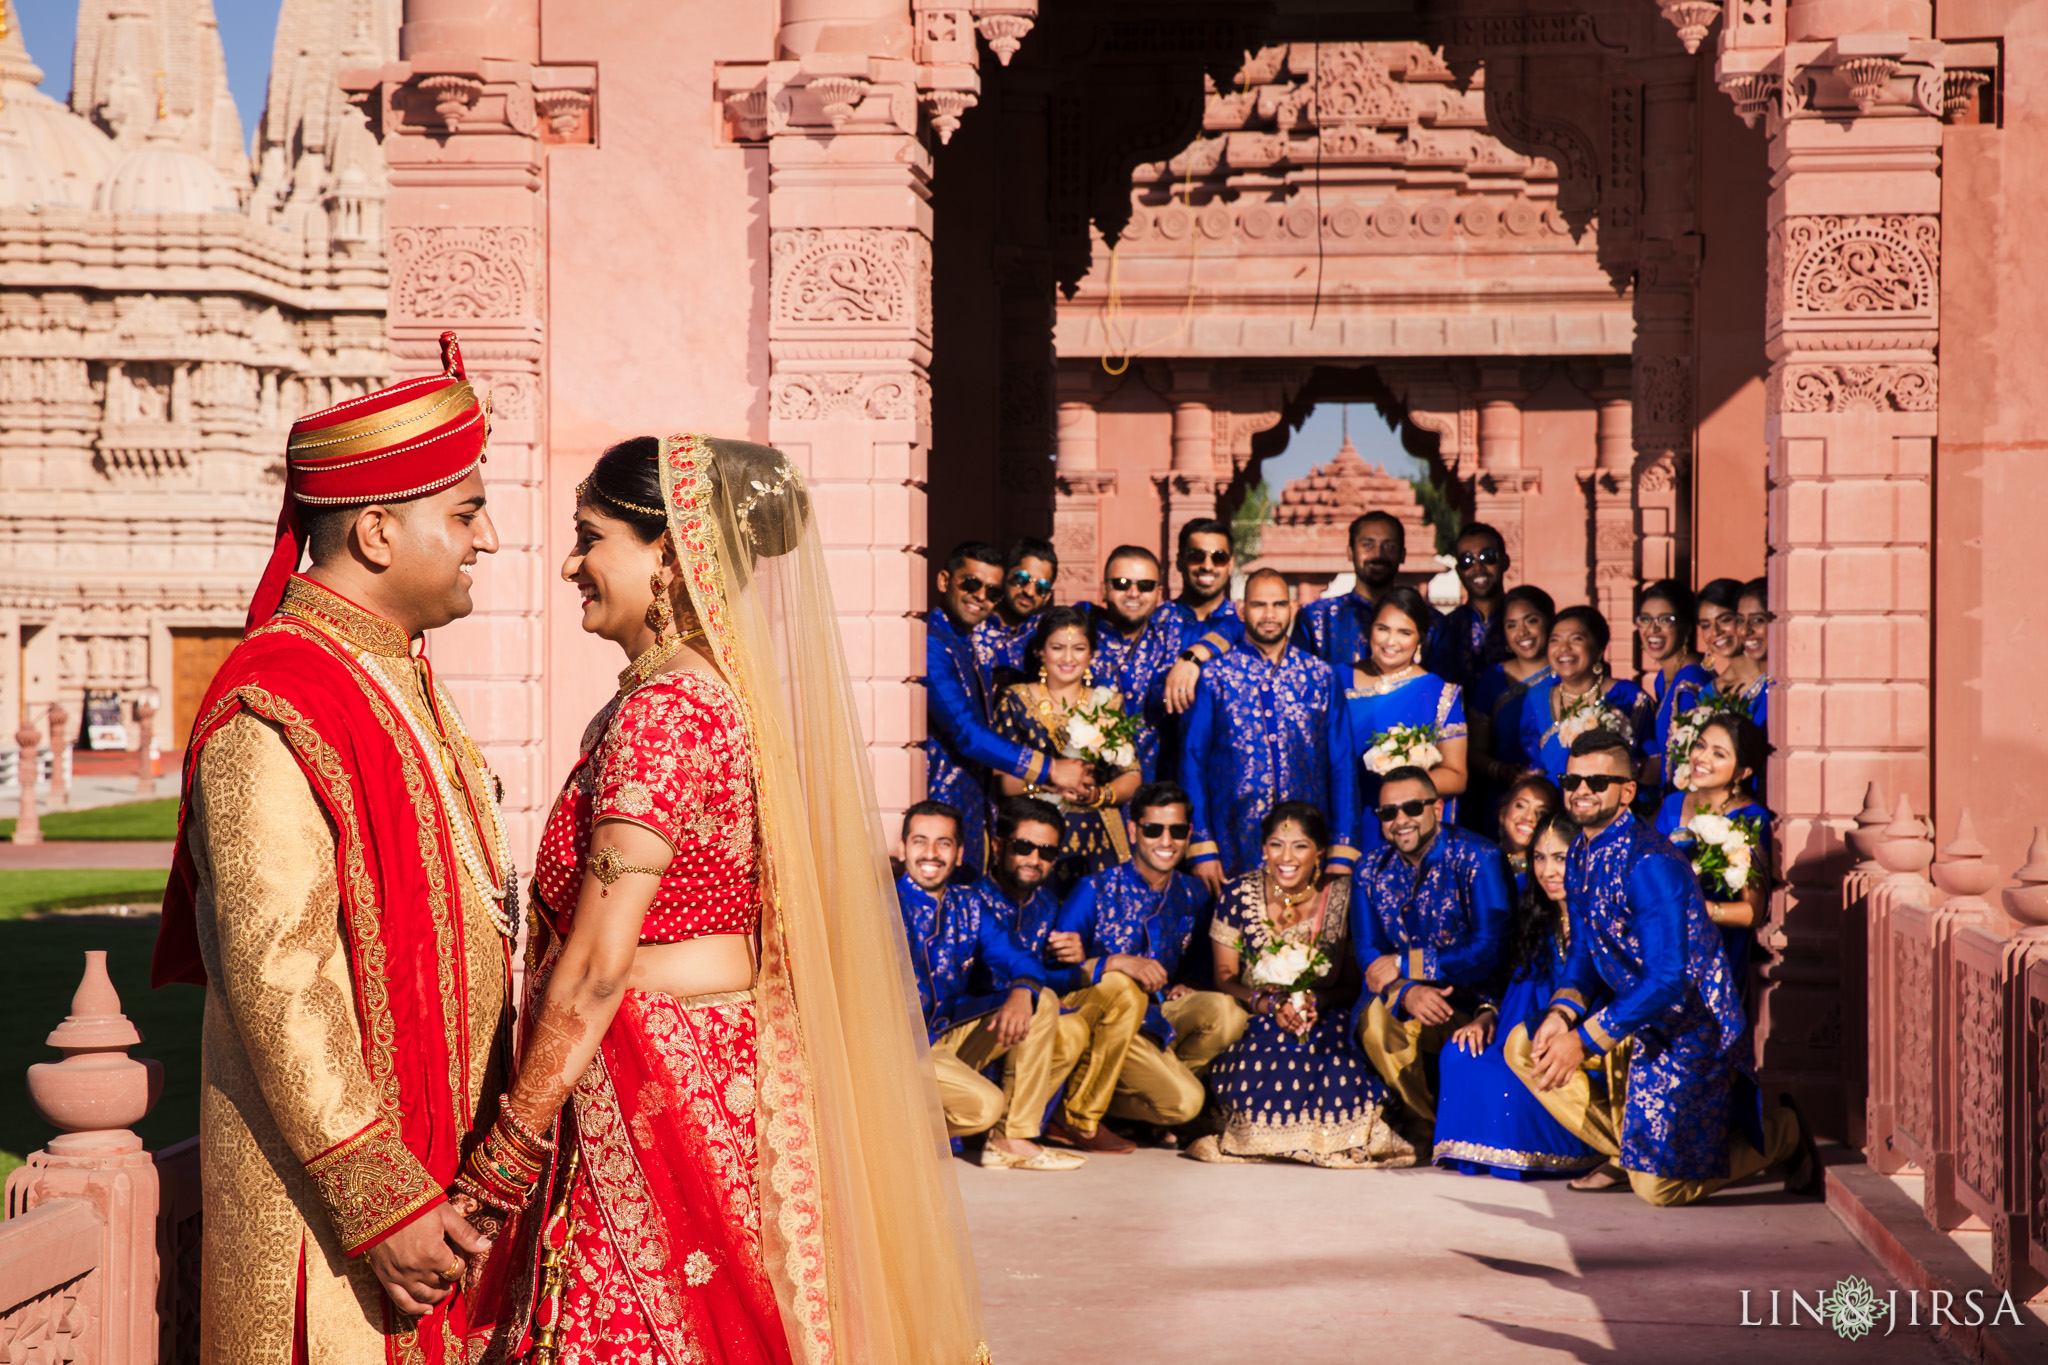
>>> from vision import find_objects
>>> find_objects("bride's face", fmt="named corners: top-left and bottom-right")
top-left (563, 501), bottom-right (670, 648)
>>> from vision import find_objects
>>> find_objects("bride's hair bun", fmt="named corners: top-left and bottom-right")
top-left (708, 438), bottom-right (809, 560)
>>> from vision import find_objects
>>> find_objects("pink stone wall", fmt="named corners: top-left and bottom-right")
top-left (1932, 1), bottom-right (2048, 870)
top-left (1514, 372), bottom-right (1602, 612)
top-left (1093, 395), bottom-right (1173, 571)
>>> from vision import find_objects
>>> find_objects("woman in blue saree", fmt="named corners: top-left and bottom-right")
top-left (1189, 802), bottom-right (1414, 1168)
top-left (1464, 585), bottom-right (1554, 837)
top-left (1635, 578), bottom-right (1712, 798)
top-left (1344, 586), bottom-right (1468, 854)
top-left (1434, 810), bottom-right (1604, 1181)
top-left (1521, 605), bottom-right (1648, 787)
top-left (1698, 577), bottom-right (1771, 730)
top-left (1655, 711), bottom-right (1771, 999)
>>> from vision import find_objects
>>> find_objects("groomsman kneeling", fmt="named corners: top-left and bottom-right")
top-left (1042, 783), bottom-right (1248, 1152)
top-left (1505, 729), bottom-right (1821, 1205)
top-left (895, 800), bottom-right (1087, 1170)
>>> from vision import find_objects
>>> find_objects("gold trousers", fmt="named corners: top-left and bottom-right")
top-left (1357, 997), bottom-right (1468, 1123)
top-left (1104, 990), bottom-right (1249, 1128)
top-left (1053, 975), bottom-right (1149, 1134)
top-left (1502, 1023), bottom-right (1803, 1206)
top-left (932, 988), bottom-right (1080, 1139)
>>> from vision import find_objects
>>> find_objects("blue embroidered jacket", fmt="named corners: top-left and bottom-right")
top-left (926, 609), bottom-right (1050, 865)
top-left (973, 872), bottom-right (1084, 995)
top-left (894, 874), bottom-right (1051, 1042)
top-left (1053, 860), bottom-right (1211, 1045)
top-left (1293, 590), bottom-right (1442, 672)
top-left (1353, 825), bottom-right (1512, 1017)
top-left (1546, 811), bottom-right (1747, 1062)
top-left (1090, 605), bottom-right (1194, 781)
top-left (1423, 602), bottom-right (1509, 691)
top-left (1180, 643), bottom-right (1360, 877)
top-left (1170, 595), bottom-right (1244, 654)
top-left (972, 612), bottom-right (1039, 692)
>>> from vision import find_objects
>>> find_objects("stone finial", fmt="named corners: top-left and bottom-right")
top-left (1845, 781), bottom-right (1889, 866)
top-left (1871, 794), bottom-right (1934, 878)
top-left (1930, 809), bottom-right (2000, 902)
top-left (26, 951), bottom-right (162, 1141)
top-left (2003, 826), bottom-right (2048, 930)
top-left (1655, 0), bottom-right (1722, 54)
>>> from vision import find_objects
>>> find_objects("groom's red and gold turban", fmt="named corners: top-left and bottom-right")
top-left (246, 331), bottom-right (489, 628)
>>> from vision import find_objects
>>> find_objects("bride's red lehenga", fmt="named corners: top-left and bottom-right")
top-left (523, 666), bottom-right (789, 1365)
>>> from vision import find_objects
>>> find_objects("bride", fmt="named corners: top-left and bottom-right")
top-left (457, 434), bottom-right (986, 1365)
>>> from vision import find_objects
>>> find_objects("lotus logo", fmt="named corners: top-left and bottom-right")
top-left (1820, 1276), bottom-right (1883, 1341)
top-left (1741, 1276), bottom-right (2023, 1337)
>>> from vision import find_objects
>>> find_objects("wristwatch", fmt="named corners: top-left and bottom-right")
top-left (1178, 648), bottom-right (1202, 663)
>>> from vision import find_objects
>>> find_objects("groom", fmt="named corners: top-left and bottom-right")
top-left (155, 334), bottom-right (517, 1364)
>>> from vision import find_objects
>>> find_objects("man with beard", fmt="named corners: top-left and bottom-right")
top-left (978, 795), bottom-right (1150, 1155)
top-left (1156, 519), bottom-right (1243, 706)
top-left (1295, 510), bottom-right (1438, 671)
top-left (1507, 729), bottom-right (1819, 1204)
top-left (1181, 568), bottom-right (1360, 894)
top-left (1354, 767), bottom-right (1513, 1137)
top-left (1424, 522), bottom-right (1512, 690)
top-left (153, 335), bottom-right (515, 1363)
top-left (975, 536), bottom-right (1059, 693)
top-left (1090, 546), bottom-right (1219, 782)
top-left (1043, 784), bottom-right (1246, 1152)
top-left (893, 800), bottom-right (1085, 1170)
top-left (928, 541), bottom-right (1087, 873)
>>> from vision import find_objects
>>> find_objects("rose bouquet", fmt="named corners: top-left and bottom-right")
top-left (1685, 810), bottom-right (1765, 896)
top-left (1556, 686), bottom-right (1629, 748)
top-left (1060, 689), bottom-right (1140, 775)
top-left (1364, 722), bottom-right (1443, 777)
top-left (1244, 937), bottom-right (1333, 1011)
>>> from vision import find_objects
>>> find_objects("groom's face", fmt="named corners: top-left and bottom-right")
top-left (369, 470), bottom-right (498, 632)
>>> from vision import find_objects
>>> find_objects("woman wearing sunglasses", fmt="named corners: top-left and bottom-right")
top-left (1635, 579), bottom-right (1712, 798)
top-left (1520, 605), bottom-right (1650, 788)
top-left (1463, 585), bottom-right (1555, 837)
top-left (1343, 586), bottom-right (1469, 852)
top-left (1189, 802), bottom-right (1414, 1168)
top-left (993, 605), bottom-right (1144, 894)
top-left (1433, 809), bottom-right (1605, 1182)
top-left (1655, 711), bottom-right (1771, 999)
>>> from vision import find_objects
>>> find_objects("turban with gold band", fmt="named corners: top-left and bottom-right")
top-left (245, 330), bottom-right (489, 629)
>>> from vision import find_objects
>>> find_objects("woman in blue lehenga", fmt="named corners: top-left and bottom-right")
top-left (1521, 605), bottom-right (1649, 787)
top-left (1634, 578), bottom-right (1713, 799)
top-left (1190, 802), bottom-right (1414, 1168)
top-left (1656, 710), bottom-right (1772, 1001)
top-left (1434, 810), bottom-right (1603, 1180)
top-left (1698, 576), bottom-right (1772, 730)
top-left (1464, 585), bottom-right (1554, 837)
top-left (1345, 587), bottom-right (1468, 854)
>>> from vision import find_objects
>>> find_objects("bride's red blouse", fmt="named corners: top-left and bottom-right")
top-left (532, 669), bottom-right (759, 940)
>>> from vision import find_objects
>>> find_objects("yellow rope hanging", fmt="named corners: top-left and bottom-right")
top-left (1099, 134), bottom-right (1208, 376)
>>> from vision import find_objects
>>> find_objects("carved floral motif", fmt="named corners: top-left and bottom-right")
top-left (0, 1273), bottom-right (92, 1365)
top-left (1955, 957), bottom-right (2001, 1203)
top-left (769, 372), bottom-right (930, 423)
top-left (389, 226), bottom-right (540, 322)
top-left (1895, 931), bottom-right (1933, 1148)
top-left (1783, 215), bottom-right (1940, 317)
top-left (1779, 364), bottom-right (1936, 414)
top-left (770, 229), bottom-right (933, 339)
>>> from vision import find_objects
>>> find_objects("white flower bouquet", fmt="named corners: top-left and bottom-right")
top-left (1244, 937), bottom-right (1332, 1010)
top-left (1665, 689), bottom-right (1735, 791)
top-left (1364, 722), bottom-right (1443, 776)
top-left (1060, 689), bottom-right (1140, 774)
top-left (1686, 810), bottom-right (1765, 896)
top-left (1556, 686), bottom-right (1628, 749)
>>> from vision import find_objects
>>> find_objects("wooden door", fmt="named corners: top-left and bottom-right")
top-left (171, 629), bottom-right (241, 749)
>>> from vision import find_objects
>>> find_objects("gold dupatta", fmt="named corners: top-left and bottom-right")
top-left (657, 435), bottom-right (987, 1365)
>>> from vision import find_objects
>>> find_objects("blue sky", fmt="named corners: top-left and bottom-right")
top-left (1261, 402), bottom-right (1422, 493)
top-left (17, 0), bottom-right (282, 131)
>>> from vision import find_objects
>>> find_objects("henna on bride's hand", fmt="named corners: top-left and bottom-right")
top-left (507, 1004), bottom-right (589, 1128)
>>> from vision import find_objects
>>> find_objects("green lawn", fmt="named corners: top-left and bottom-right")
top-left (0, 871), bottom-right (198, 1186)
top-left (0, 798), bottom-right (179, 842)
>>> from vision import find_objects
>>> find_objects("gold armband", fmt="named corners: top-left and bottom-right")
top-left (589, 846), bottom-right (665, 897)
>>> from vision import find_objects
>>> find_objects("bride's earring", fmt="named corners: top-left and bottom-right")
top-left (646, 572), bottom-right (677, 638)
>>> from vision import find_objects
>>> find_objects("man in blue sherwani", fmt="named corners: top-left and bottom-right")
top-left (974, 536), bottom-right (1059, 693)
top-left (895, 800), bottom-right (1085, 1170)
top-left (1422, 522), bottom-right (1512, 690)
top-left (1042, 783), bottom-right (1246, 1151)
top-left (927, 540), bottom-right (1086, 873)
top-left (1354, 765), bottom-right (1513, 1129)
top-left (1090, 546), bottom-right (1223, 783)
top-left (1294, 510), bottom-right (1438, 671)
top-left (1507, 729), bottom-right (1819, 1204)
top-left (1182, 567), bottom-right (1360, 894)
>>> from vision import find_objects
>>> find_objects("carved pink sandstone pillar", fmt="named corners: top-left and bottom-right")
top-left (1472, 377), bottom-right (1536, 592)
top-left (5, 951), bottom-right (165, 1365)
top-left (14, 722), bottom-right (40, 846)
top-left (1580, 377), bottom-right (1634, 670)
top-left (1052, 384), bottom-right (1112, 607)
top-left (1158, 366), bottom-right (1217, 570)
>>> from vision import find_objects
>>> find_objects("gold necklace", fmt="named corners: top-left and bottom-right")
top-left (617, 626), bottom-right (705, 694)
top-left (1265, 870), bottom-right (1314, 915)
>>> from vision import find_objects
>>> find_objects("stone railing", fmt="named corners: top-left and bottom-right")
top-left (1850, 791), bottom-right (2048, 1297)
top-left (0, 952), bottom-right (199, 1365)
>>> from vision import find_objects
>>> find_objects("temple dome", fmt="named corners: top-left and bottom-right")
top-left (0, 14), bottom-right (116, 207)
top-left (95, 125), bottom-right (240, 214)
top-left (0, 127), bottom-right (59, 208)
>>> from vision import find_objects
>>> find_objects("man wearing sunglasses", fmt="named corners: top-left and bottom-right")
top-left (1354, 766), bottom-right (1513, 1137)
top-left (1158, 519), bottom-right (1245, 714)
top-left (1505, 729), bottom-right (1819, 1205)
top-left (1294, 509), bottom-right (1440, 672)
top-left (1090, 546), bottom-right (1210, 782)
top-left (979, 796), bottom-right (1152, 1156)
top-left (974, 537), bottom-right (1060, 693)
top-left (1422, 523), bottom-right (1513, 690)
top-left (1181, 568), bottom-right (1360, 894)
top-left (894, 800), bottom-right (1086, 1170)
top-left (928, 540), bottom-right (1088, 873)
top-left (1040, 782), bottom-right (1247, 1153)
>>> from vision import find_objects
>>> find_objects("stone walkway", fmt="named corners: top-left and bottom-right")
top-left (0, 841), bottom-right (175, 870)
top-left (959, 1147), bottom-right (1968, 1364)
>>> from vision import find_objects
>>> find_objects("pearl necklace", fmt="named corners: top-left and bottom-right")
top-left (359, 652), bottom-right (520, 940)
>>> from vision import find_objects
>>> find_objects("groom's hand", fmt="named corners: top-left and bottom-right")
top-left (366, 1205), bottom-right (492, 1315)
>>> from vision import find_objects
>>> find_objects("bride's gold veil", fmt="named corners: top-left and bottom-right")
top-left (657, 434), bottom-right (987, 1365)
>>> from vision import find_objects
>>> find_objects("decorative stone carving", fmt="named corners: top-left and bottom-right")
top-left (1634, 355), bottom-right (1691, 437)
top-left (416, 73), bottom-right (483, 130)
top-left (1782, 215), bottom-right (1940, 318)
top-left (923, 90), bottom-right (977, 144)
top-left (976, 15), bottom-right (1033, 66)
top-left (0, 1275), bottom-right (94, 1364)
top-left (1720, 72), bottom-right (1779, 129)
top-left (537, 89), bottom-right (592, 139)
top-left (389, 226), bottom-right (539, 322)
top-left (769, 372), bottom-right (928, 423)
top-left (1943, 69), bottom-right (1991, 121)
top-left (1656, 0), bottom-right (1722, 55)
top-left (1779, 363), bottom-right (1937, 414)
top-left (808, 77), bottom-right (869, 130)
top-left (770, 229), bottom-right (932, 338)
top-left (1838, 56), bottom-right (1901, 114)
